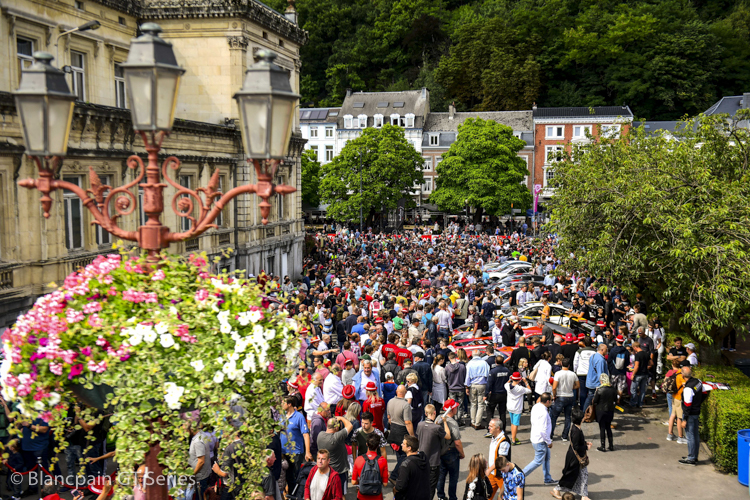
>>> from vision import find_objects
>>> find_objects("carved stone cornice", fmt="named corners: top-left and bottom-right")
top-left (88, 0), bottom-right (141, 16)
top-left (141, 0), bottom-right (308, 46)
top-left (227, 35), bottom-right (250, 50)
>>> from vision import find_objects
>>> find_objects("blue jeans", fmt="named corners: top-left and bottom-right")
top-left (64, 445), bottom-right (83, 486)
top-left (630, 374), bottom-right (649, 407)
top-left (583, 388), bottom-right (597, 415)
top-left (667, 393), bottom-right (673, 416)
top-left (390, 448), bottom-right (406, 482)
top-left (422, 389), bottom-right (431, 407)
top-left (437, 448), bottom-right (460, 500)
top-left (550, 396), bottom-right (575, 440)
top-left (577, 375), bottom-right (588, 408)
top-left (685, 414), bottom-right (700, 461)
top-left (523, 441), bottom-right (553, 483)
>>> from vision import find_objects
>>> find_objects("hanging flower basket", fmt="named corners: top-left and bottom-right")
top-left (1, 251), bottom-right (299, 499)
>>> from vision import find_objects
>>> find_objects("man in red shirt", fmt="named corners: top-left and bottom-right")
top-left (394, 339), bottom-right (413, 369)
top-left (361, 382), bottom-right (385, 432)
top-left (381, 333), bottom-right (399, 364)
top-left (351, 433), bottom-right (389, 500)
top-left (295, 362), bottom-right (312, 401)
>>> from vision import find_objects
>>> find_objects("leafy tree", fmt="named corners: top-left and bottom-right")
top-left (300, 149), bottom-right (321, 207)
top-left (430, 118), bottom-right (531, 222)
top-left (319, 125), bottom-right (424, 223)
top-left (549, 112), bottom-right (750, 358)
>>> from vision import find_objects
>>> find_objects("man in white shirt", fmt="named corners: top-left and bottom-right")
top-left (304, 373), bottom-right (325, 421)
top-left (322, 365), bottom-right (344, 406)
top-left (491, 318), bottom-right (504, 347)
top-left (486, 418), bottom-right (511, 498)
top-left (433, 301), bottom-right (453, 338)
top-left (522, 393), bottom-right (556, 485)
top-left (686, 343), bottom-right (699, 366)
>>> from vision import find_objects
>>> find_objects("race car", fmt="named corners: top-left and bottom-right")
top-left (496, 302), bottom-right (571, 326)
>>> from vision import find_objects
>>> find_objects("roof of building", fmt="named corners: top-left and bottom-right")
top-left (533, 106), bottom-right (634, 119)
top-left (423, 111), bottom-right (532, 133)
top-left (703, 95), bottom-right (749, 116)
top-left (632, 121), bottom-right (681, 133)
top-left (338, 89), bottom-right (430, 128)
top-left (299, 107), bottom-right (341, 123)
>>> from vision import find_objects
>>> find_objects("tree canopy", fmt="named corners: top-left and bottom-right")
top-left (318, 125), bottom-right (424, 223)
top-left (300, 149), bottom-right (321, 208)
top-left (549, 112), bottom-right (750, 350)
top-left (266, 0), bottom-right (750, 119)
top-left (430, 118), bottom-right (532, 221)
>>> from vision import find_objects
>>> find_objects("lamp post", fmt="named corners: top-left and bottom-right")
top-left (55, 20), bottom-right (101, 67)
top-left (15, 24), bottom-right (298, 268)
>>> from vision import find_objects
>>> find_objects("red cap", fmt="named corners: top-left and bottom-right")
top-left (565, 333), bottom-right (575, 342)
top-left (577, 333), bottom-right (586, 340)
top-left (596, 321), bottom-right (606, 327)
top-left (287, 379), bottom-right (299, 389)
top-left (300, 327), bottom-right (309, 334)
top-left (365, 381), bottom-right (377, 392)
top-left (616, 335), bottom-right (625, 342)
top-left (542, 290), bottom-right (550, 295)
top-left (342, 385), bottom-right (356, 399)
top-left (511, 372), bottom-right (523, 381)
top-left (442, 399), bottom-right (460, 412)
top-left (374, 317), bottom-right (384, 324)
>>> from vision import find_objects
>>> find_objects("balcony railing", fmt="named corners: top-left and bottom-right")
top-left (0, 268), bottom-right (12, 290)
top-left (185, 238), bottom-right (200, 252)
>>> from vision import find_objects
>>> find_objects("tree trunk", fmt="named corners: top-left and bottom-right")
top-left (473, 206), bottom-right (484, 224)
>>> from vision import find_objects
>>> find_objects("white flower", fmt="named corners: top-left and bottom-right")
top-left (1, 357), bottom-right (12, 378)
top-left (169, 306), bottom-right (178, 316)
top-left (213, 371), bottom-right (225, 384)
top-left (220, 323), bottom-right (232, 334)
top-left (237, 312), bottom-right (251, 326)
top-left (222, 360), bottom-right (237, 375)
top-left (242, 353), bottom-right (257, 373)
top-left (47, 392), bottom-right (61, 407)
top-left (33, 400), bottom-right (45, 411)
top-left (231, 331), bottom-right (241, 342)
top-left (160, 333), bottom-right (175, 348)
top-left (143, 327), bottom-right (158, 344)
top-left (234, 338), bottom-right (248, 353)
top-left (163, 382), bottom-right (185, 410)
top-left (190, 360), bottom-right (205, 372)
top-left (16, 401), bottom-right (28, 416)
top-left (155, 323), bottom-right (170, 335)
top-left (217, 310), bottom-right (231, 324)
top-left (228, 352), bottom-right (240, 362)
top-left (127, 316), bottom-right (137, 323)
top-left (129, 331), bottom-right (143, 346)
top-left (1, 385), bottom-right (16, 402)
top-left (248, 310), bottom-right (263, 323)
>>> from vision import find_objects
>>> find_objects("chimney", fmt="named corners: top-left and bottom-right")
top-left (346, 88), bottom-right (352, 98)
top-left (744, 93), bottom-right (750, 109)
top-left (285, 0), bottom-right (298, 24)
top-left (449, 101), bottom-right (455, 120)
top-left (532, 102), bottom-right (537, 111)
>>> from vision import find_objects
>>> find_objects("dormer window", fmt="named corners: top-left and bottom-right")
top-left (405, 113), bottom-right (415, 128)
top-left (358, 114), bottom-right (367, 128)
top-left (343, 114), bottom-right (353, 129)
top-left (390, 114), bottom-right (400, 126)
top-left (374, 114), bottom-right (384, 128)
top-left (429, 134), bottom-right (439, 146)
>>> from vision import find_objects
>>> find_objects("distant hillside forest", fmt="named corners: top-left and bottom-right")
top-left (265, 0), bottom-right (750, 119)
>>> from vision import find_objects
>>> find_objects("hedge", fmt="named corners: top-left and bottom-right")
top-left (694, 365), bottom-right (750, 473)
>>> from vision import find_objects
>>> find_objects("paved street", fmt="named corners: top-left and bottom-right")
top-left (354, 399), bottom-right (746, 500)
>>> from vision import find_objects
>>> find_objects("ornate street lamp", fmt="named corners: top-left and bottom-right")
top-left (14, 23), bottom-right (298, 266)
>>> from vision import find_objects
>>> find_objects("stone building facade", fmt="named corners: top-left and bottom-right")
top-left (0, 0), bottom-right (308, 328)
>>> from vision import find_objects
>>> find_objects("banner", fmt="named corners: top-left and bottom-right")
top-left (533, 184), bottom-right (543, 214)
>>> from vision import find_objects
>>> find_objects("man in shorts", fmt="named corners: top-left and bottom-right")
top-left (667, 360), bottom-right (689, 445)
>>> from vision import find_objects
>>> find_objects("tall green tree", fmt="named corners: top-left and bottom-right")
top-left (430, 118), bottom-right (531, 222)
top-left (319, 125), bottom-right (424, 223)
top-left (549, 112), bottom-right (750, 357)
top-left (300, 149), bottom-right (321, 207)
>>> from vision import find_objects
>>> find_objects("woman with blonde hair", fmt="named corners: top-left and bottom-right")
top-left (517, 358), bottom-right (534, 412)
top-left (462, 454), bottom-right (492, 500)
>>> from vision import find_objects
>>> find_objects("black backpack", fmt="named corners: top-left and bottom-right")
top-left (359, 455), bottom-right (382, 495)
top-left (662, 372), bottom-right (679, 394)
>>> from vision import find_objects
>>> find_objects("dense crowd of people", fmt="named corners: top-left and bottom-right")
top-left (275, 223), bottom-right (706, 500)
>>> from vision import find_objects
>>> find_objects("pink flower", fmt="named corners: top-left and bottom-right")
top-left (61, 350), bottom-right (78, 364)
top-left (87, 360), bottom-right (107, 374)
top-left (198, 271), bottom-right (210, 280)
top-left (107, 287), bottom-right (117, 296)
top-left (175, 324), bottom-right (197, 343)
top-left (81, 347), bottom-right (92, 356)
top-left (122, 290), bottom-right (158, 304)
top-left (3, 374), bottom-right (19, 387)
top-left (83, 302), bottom-right (102, 314)
top-left (40, 411), bottom-right (53, 423)
top-left (49, 362), bottom-right (63, 376)
top-left (194, 289), bottom-right (209, 301)
top-left (151, 270), bottom-right (166, 281)
top-left (87, 313), bottom-right (103, 328)
top-left (66, 309), bottom-right (85, 324)
top-left (96, 336), bottom-right (109, 348)
top-left (268, 362), bottom-right (275, 372)
top-left (68, 364), bottom-right (83, 379)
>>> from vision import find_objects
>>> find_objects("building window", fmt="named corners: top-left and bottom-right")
top-left (216, 176), bottom-right (225, 227)
top-left (390, 114), bottom-right (400, 126)
top-left (343, 115), bottom-right (353, 129)
top-left (276, 192), bottom-right (284, 219)
top-left (545, 168), bottom-right (555, 186)
top-left (601, 124), bottom-right (621, 138)
top-left (405, 114), bottom-right (415, 128)
top-left (266, 255), bottom-right (275, 275)
top-left (262, 31), bottom-right (268, 40)
top-left (138, 187), bottom-right (146, 227)
top-left (374, 114), bottom-right (383, 128)
top-left (115, 63), bottom-right (127, 109)
top-left (17, 37), bottom-right (34, 85)
top-left (279, 40), bottom-right (285, 48)
top-left (546, 125), bottom-right (564, 139)
top-left (95, 175), bottom-right (112, 245)
top-left (422, 157), bottom-right (432, 171)
top-left (63, 177), bottom-right (84, 250)
top-left (422, 177), bottom-right (433, 193)
top-left (70, 51), bottom-right (86, 101)
top-left (75, 0), bottom-right (84, 10)
top-left (435, 156), bottom-right (442, 168)
top-left (310, 126), bottom-right (318, 138)
top-left (358, 114), bottom-right (367, 128)
top-left (573, 125), bottom-right (591, 139)
top-left (310, 145), bottom-right (318, 160)
top-left (545, 145), bottom-right (564, 164)
top-left (119, 17), bottom-right (127, 26)
top-left (179, 175), bottom-right (192, 232)
top-left (325, 145), bottom-right (334, 162)
top-left (429, 134), bottom-right (439, 146)
top-left (325, 126), bottom-right (334, 138)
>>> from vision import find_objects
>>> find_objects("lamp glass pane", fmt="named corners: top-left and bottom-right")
top-left (47, 99), bottom-right (74, 155)
top-left (16, 96), bottom-right (45, 154)
top-left (239, 96), bottom-right (269, 158)
top-left (156, 70), bottom-right (180, 130)
top-left (124, 70), bottom-right (154, 129)
top-left (269, 96), bottom-right (295, 158)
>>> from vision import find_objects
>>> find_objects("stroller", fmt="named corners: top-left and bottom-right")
top-left (288, 461), bottom-right (316, 500)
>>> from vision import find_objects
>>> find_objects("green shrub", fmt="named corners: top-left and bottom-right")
top-left (694, 365), bottom-right (750, 473)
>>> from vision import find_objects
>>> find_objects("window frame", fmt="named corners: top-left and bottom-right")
top-left (357, 114), bottom-right (367, 128)
top-left (63, 176), bottom-right (85, 251)
top-left (573, 125), bottom-right (591, 139)
top-left (429, 134), bottom-right (439, 146)
top-left (95, 174), bottom-right (113, 246)
top-left (405, 113), bottom-right (415, 128)
top-left (422, 176), bottom-right (433, 193)
top-left (373, 114), bottom-right (383, 128)
top-left (545, 125), bottom-right (564, 139)
top-left (309, 145), bottom-right (318, 160)
top-left (325, 145), bottom-right (334, 162)
top-left (325, 126), bottom-right (334, 138)
top-left (178, 174), bottom-right (194, 232)
top-left (16, 36), bottom-right (35, 86)
top-left (309, 126), bottom-right (318, 138)
top-left (390, 113), bottom-right (400, 126)
top-left (70, 50), bottom-right (86, 102)
top-left (601, 124), bottom-right (621, 138)
top-left (343, 115), bottom-right (353, 129)
top-left (422, 157), bottom-right (432, 172)
top-left (216, 175), bottom-right (227, 227)
top-left (114, 62), bottom-right (127, 109)
top-left (545, 145), bottom-right (564, 164)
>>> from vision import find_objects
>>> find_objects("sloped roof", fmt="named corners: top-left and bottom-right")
top-left (299, 107), bottom-right (340, 123)
top-left (533, 106), bottom-right (634, 119)
top-left (704, 96), bottom-right (745, 116)
top-left (339, 90), bottom-right (429, 127)
top-left (424, 111), bottom-right (532, 132)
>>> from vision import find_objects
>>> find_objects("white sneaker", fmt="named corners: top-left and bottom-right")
top-left (677, 437), bottom-right (688, 444)
top-left (666, 434), bottom-right (676, 441)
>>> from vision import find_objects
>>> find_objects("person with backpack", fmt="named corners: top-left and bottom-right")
top-left (351, 433), bottom-right (388, 500)
top-left (665, 360), bottom-right (687, 444)
top-left (607, 335), bottom-right (629, 407)
top-left (394, 435), bottom-right (431, 500)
